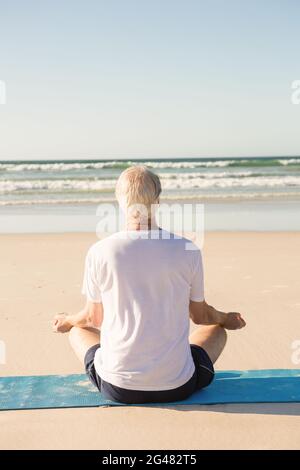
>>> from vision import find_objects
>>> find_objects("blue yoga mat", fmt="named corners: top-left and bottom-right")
top-left (0, 369), bottom-right (299, 410)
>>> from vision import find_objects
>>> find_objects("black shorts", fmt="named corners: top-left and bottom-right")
top-left (84, 344), bottom-right (214, 404)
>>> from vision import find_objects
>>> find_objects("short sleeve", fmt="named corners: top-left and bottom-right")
top-left (189, 250), bottom-right (204, 302)
top-left (81, 247), bottom-right (102, 303)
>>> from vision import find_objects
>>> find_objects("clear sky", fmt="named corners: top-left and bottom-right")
top-left (0, 0), bottom-right (300, 160)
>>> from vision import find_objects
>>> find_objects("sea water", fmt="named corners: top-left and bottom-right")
top-left (0, 156), bottom-right (300, 232)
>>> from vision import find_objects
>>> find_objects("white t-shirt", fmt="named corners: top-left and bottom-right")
top-left (82, 229), bottom-right (204, 391)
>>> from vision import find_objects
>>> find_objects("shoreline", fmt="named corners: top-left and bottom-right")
top-left (1, 200), bottom-right (300, 233)
top-left (1, 194), bottom-right (300, 207)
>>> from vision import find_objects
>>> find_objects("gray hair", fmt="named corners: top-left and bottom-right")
top-left (115, 165), bottom-right (161, 215)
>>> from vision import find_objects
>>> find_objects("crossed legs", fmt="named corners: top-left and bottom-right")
top-left (189, 325), bottom-right (227, 364)
top-left (69, 324), bottom-right (227, 368)
top-left (69, 326), bottom-right (100, 365)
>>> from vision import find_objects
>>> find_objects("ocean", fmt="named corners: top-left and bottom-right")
top-left (1, 156), bottom-right (300, 205)
top-left (1, 156), bottom-right (300, 232)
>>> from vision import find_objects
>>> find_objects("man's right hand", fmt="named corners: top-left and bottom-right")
top-left (52, 313), bottom-right (73, 333)
top-left (221, 312), bottom-right (246, 330)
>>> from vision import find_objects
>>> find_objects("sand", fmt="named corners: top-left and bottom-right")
top-left (0, 232), bottom-right (300, 449)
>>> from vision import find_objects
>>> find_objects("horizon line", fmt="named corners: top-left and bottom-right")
top-left (1, 154), bottom-right (300, 164)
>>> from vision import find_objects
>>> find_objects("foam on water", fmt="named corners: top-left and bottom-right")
top-left (1, 175), bottom-right (300, 194)
top-left (1, 156), bottom-right (300, 173)
top-left (0, 156), bottom-right (300, 206)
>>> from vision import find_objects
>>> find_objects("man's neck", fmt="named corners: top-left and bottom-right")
top-left (125, 218), bottom-right (159, 231)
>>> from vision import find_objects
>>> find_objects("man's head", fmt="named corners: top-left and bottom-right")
top-left (115, 165), bottom-right (161, 223)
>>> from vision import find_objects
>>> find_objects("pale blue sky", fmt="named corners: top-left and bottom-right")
top-left (0, 0), bottom-right (300, 160)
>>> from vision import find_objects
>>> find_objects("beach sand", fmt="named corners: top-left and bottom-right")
top-left (0, 231), bottom-right (300, 449)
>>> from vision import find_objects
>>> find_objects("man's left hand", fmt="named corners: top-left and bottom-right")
top-left (221, 312), bottom-right (246, 330)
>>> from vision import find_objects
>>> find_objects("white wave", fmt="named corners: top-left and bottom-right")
top-left (1, 158), bottom-right (300, 173)
top-left (0, 178), bottom-right (117, 193)
top-left (159, 171), bottom-right (254, 180)
top-left (1, 174), bottom-right (300, 194)
top-left (145, 160), bottom-right (235, 169)
top-left (0, 161), bottom-right (126, 172)
top-left (0, 160), bottom-right (236, 172)
top-left (278, 158), bottom-right (300, 166)
top-left (162, 175), bottom-right (300, 190)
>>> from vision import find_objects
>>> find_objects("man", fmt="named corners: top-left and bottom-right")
top-left (53, 166), bottom-right (246, 404)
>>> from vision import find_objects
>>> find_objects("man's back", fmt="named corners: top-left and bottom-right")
top-left (82, 229), bottom-right (204, 390)
top-left (54, 165), bottom-right (244, 404)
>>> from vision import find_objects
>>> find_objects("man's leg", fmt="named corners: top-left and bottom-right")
top-left (69, 326), bottom-right (100, 365)
top-left (189, 325), bottom-right (227, 364)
